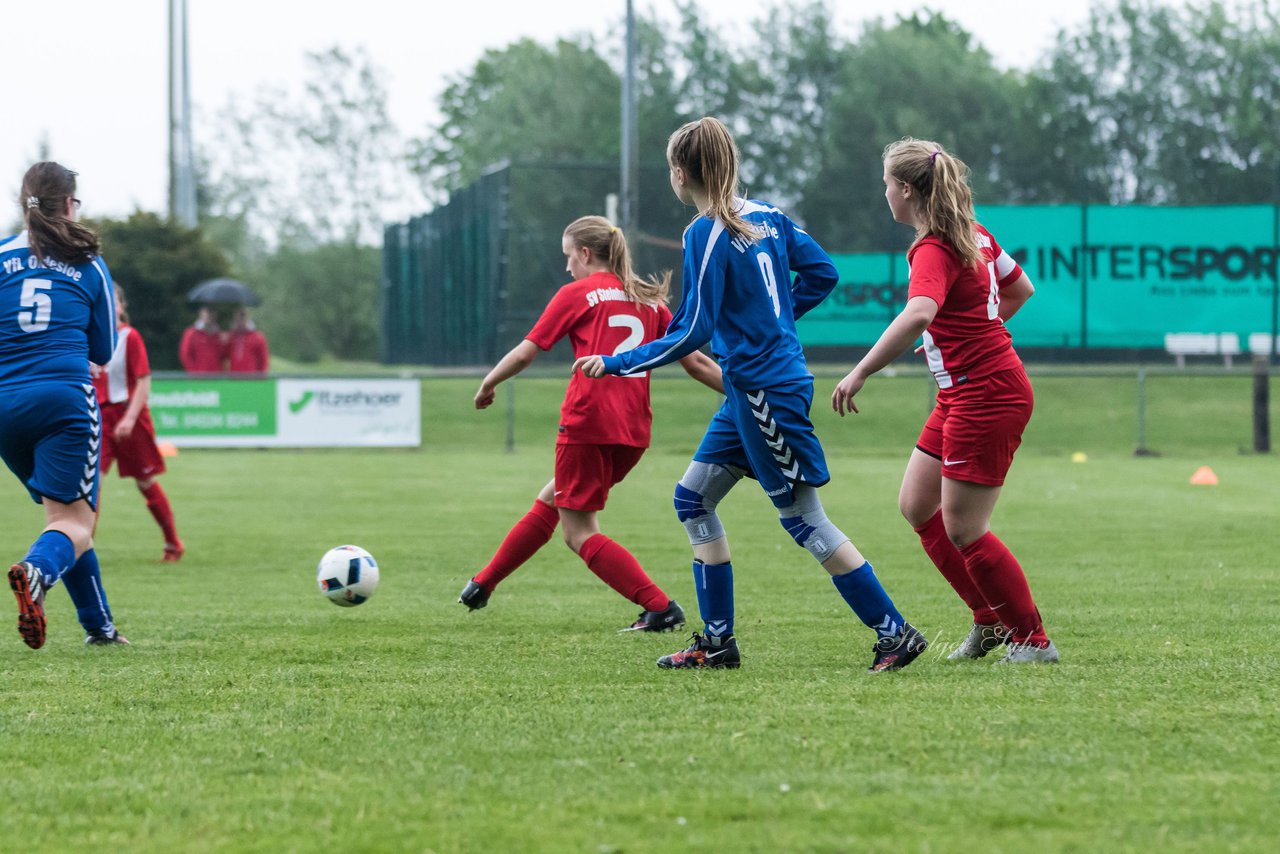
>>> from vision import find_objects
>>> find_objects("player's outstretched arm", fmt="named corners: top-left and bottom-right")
top-left (476, 340), bottom-right (540, 409)
top-left (677, 349), bottom-right (724, 394)
top-left (832, 296), bottom-right (937, 417)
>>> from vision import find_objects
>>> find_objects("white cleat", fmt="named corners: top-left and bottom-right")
top-left (996, 639), bottom-right (1060, 664)
top-left (947, 622), bottom-right (1010, 660)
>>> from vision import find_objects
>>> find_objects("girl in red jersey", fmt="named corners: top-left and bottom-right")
top-left (93, 285), bottom-right (184, 562)
top-left (832, 138), bottom-right (1058, 664)
top-left (459, 216), bottom-right (723, 630)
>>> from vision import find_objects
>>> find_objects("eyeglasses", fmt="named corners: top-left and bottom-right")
top-left (71, 198), bottom-right (82, 210)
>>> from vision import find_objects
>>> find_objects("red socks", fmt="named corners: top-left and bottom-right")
top-left (578, 534), bottom-right (669, 612)
top-left (960, 531), bottom-right (1049, 646)
top-left (914, 510), bottom-right (999, 625)
top-left (141, 482), bottom-right (180, 547)
top-left (473, 500), bottom-right (559, 592)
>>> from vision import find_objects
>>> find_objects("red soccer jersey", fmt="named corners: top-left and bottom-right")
top-left (907, 224), bottom-right (1025, 389)
top-left (525, 271), bottom-right (673, 447)
top-left (228, 328), bottom-right (269, 373)
top-left (93, 325), bottom-right (150, 405)
top-left (179, 325), bottom-right (226, 373)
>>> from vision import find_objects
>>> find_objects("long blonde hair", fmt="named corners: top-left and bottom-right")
top-left (563, 215), bottom-right (669, 306)
top-left (883, 138), bottom-right (980, 268)
top-left (666, 117), bottom-right (757, 243)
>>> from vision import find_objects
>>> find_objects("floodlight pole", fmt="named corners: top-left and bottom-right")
top-left (620, 0), bottom-right (638, 234)
top-left (168, 0), bottom-right (197, 228)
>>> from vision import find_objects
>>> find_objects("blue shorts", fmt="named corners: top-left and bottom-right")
top-left (693, 378), bottom-right (830, 508)
top-left (0, 382), bottom-right (101, 509)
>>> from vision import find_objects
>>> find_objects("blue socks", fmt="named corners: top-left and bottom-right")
top-left (61, 549), bottom-right (115, 635)
top-left (693, 560), bottom-right (734, 640)
top-left (23, 530), bottom-right (76, 587)
top-left (831, 561), bottom-right (905, 639)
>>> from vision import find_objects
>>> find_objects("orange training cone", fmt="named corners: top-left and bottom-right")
top-left (1189, 466), bottom-right (1218, 485)
top-left (157, 441), bottom-right (180, 458)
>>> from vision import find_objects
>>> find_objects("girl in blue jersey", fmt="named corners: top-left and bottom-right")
top-left (1, 162), bottom-right (128, 648)
top-left (575, 118), bottom-right (925, 672)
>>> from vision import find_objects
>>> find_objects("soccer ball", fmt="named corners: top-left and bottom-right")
top-left (316, 545), bottom-right (380, 607)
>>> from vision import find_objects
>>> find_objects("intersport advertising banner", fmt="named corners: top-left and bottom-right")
top-left (800, 204), bottom-right (1279, 349)
top-left (150, 378), bottom-right (420, 447)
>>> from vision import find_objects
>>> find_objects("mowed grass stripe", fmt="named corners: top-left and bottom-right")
top-left (1, 373), bottom-right (1276, 851)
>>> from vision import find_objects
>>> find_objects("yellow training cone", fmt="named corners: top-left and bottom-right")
top-left (1189, 466), bottom-right (1218, 485)
top-left (1071, 452), bottom-right (1088, 463)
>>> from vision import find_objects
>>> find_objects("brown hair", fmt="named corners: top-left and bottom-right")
top-left (563, 215), bottom-right (669, 306)
top-left (883, 138), bottom-right (980, 268)
top-left (19, 162), bottom-right (102, 266)
top-left (114, 284), bottom-right (130, 326)
top-left (666, 117), bottom-right (757, 243)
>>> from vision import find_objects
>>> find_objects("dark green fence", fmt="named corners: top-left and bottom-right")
top-left (383, 161), bottom-right (692, 366)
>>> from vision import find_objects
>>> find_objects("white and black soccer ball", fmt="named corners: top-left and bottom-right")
top-left (317, 545), bottom-right (380, 607)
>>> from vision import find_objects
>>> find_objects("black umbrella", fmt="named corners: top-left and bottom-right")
top-left (188, 278), bottom-right (261, 306)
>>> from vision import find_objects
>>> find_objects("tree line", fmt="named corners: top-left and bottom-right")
top-left (418, 0), bottom-right (1280, 252)
top-left (88, 0), bottom-right (1280, 367)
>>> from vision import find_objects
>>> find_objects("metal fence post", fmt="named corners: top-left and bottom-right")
top-left (1254, 356), bottom-right (1271, 453)
top-left (1134, 368), bottom-right (1158, 457)
top-left (505, 380), bottom-right (516, 454)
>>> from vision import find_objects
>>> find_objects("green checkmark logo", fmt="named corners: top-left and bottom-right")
top-left (288, 391), bottom-right (315, 414)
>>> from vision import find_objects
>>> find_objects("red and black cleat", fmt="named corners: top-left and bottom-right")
top-left (8, 562), bottom-right (48, 650)
top-left (657, 632), bottom-right (740, 669)
top-left (868, 623), bottom-right (928, 672)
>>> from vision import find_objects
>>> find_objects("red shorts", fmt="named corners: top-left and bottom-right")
top-left (916, 367), bottom-right (1033, 487)
top-left (553, 443), bottom-right (646, 511)
top-left (100, 404), bottom-right (167, 480)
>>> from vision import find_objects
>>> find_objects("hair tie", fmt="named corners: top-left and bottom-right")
top-left (929, 149), bottom-right (941, 164)
top-left (25, 196), bottom-right (39, 210)
top-left (610, 226), bottom-right (618, 234)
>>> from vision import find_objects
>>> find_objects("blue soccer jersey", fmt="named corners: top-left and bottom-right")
top-left (0, 231), bottom-right (116, 389)
top-left (602, 200), bottom-right (837, 390)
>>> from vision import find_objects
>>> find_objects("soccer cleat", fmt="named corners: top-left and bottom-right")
top-left (621, 599), bottom-right (685, 633)
top-left (162, 539), bottom-right (185, 563)
top-left (458, 579), bottom-right (490, 611)
top-left (947, 622), bottom-right (1011, 660)
top-left (85, 629), bottom-right (131, 646)
top-left (996, 639), bottom-right (1060, 664)
top-left (8, 562), bottom-right (48, 650)
top-left (656, 632), bottom-right (740, 669)
top-left (868, 623), bottom-right (928, 672)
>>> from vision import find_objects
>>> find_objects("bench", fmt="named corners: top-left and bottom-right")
top-left (1248, 333), bottom-right (1279, 357)
top-left (1164, 332), bottom-right (1240, 368)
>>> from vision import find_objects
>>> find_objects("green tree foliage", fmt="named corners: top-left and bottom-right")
top-left (198, 47), bottom-right (411, 363)
top-left (203, 46), bottom-right (413, 247)
top-left (734, 1), bottom-right (844, 209)
top-left (93, 212), bottom-right (231, 370)
top-left (252, 241), bottom-right (381, 363)
top-left (801, 12), bottom-right (1024, 250)
top-left (1034, 0), bottom-right (1280, 204)
top-left (413, 39), bottom-right (625, 196)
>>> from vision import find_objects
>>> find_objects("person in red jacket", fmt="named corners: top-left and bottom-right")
top-left (179, 306), bottom-right (225, 373)
top-left (94, 285), bottom-right (184, 562)
top-left (226, 307), bottom-right (269, 374)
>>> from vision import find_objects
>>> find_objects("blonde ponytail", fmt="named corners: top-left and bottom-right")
top-left (666, 117), bottom-right (757, 244)
top-left (883, 138), bottom-right (980, 268)
top-left (563, 216), bottom-right (670, 306)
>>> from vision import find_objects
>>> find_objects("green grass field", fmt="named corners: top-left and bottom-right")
top-left (2, 369), bottom-right (1277, 852)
